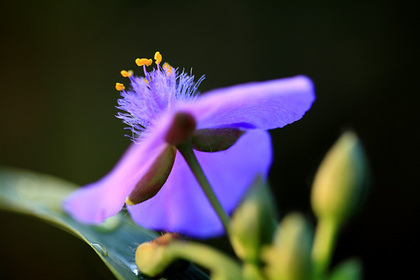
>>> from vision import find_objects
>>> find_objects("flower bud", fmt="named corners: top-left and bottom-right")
top-left (229, 176), bottom-right (277, 263)
top-left (311, 131), bottom-right (368, 225)
top-left (191, 128), bottom-right (245, 152)
top-left (329, 259), bottom-right (362, 280)
top-left (262, 213), bottom-right (313, 280)
top-left (135, 233), bottom-right (189, 277)
top-left (243, 262), bottom-right (266, 280)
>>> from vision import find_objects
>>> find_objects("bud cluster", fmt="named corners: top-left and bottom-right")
top-left (135, 131), bottom-right (369, 280)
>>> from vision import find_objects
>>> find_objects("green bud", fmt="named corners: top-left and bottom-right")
top-left (229, 176), bottom-right (277, 263)
top-left (136, 234), bottom-right (242, 280)
top-left (135, 233), bottom-right (189, 277)
top-left (135, 241), bottom-right (167, 276)
top-left (311, 131), bottom-right (368, 225)
top-left (329, 259), bottom-right (362, 280)
top-left (262, 213), bottom-right (313, 280)
top-left (242, 262), bottom-right (266, 280)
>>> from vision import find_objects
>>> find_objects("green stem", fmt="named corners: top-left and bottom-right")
top-left (243, 262), bottom-right (266, 280)
top-left (167, 241), bottom-right (242, 279)
top-left (311, 218), bottom-right (339, 280)
top-left (176, 141), bottom-right (230, 233)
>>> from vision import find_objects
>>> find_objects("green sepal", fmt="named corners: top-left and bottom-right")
top-left (191, 128), bottom-right (245, 152)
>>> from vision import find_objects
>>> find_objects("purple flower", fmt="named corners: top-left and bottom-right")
top-left (64, 53), bottom-right (315, 238)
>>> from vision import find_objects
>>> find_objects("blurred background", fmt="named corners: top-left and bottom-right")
top-left (1, 0), bottom-right (418, 279)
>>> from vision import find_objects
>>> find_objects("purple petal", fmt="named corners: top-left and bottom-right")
top-left (127, 129), bottom-right (272, 238)
top-left (63, 131), bottom-right (169, 224)
top-left (182, 75), bottom-right (315, 130)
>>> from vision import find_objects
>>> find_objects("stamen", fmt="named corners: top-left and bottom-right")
top-left (154, 51), bottom-right (162, 65)
top-left (163, 62), bottom-right (174, 75)
top-left (136, 58), bottom-right (153, 67)
top-left (115, 83), bottom-right (125, 91)
top-left (116, 55), bottom-right (204, 142)
top-left (121, 70), bottom-right (133, 77)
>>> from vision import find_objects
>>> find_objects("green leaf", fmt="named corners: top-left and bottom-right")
top-left (0, 167), bottom-right (208, 280)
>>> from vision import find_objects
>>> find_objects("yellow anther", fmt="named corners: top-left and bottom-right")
top-left (162, 62), bottom-right (173, 75)
top-left (154, 51), bottom-right (162, 65)
top-left (121, 70), bottom-right (133, 77)
top-left (135, 58), bottom-right (153, 67)
top-left (142, 77), bottom-right (149, 84)
top-left (115, 83), bottom-right (125, 91)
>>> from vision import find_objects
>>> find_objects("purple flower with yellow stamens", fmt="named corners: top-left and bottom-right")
top-left (64, 52), bottom-right (315, 238)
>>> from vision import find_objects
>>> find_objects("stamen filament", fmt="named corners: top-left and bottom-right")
top-left (142, 65), bottom-right (148, 77)
top-left (176, 141), bottom-right (230, 232)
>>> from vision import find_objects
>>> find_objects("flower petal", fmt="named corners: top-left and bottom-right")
top-left (182, 75), bottom-right (315, 130)
top-left (127, 129), bottom-right (272, 238)
top-left (63, 131), bottom-right (168, 224)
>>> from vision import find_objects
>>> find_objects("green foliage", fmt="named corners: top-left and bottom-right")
top-left (0, 167), bottom-right (207, 280)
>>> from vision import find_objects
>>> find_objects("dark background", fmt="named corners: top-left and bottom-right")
top-left (1, 0), bottom-right (418, 279)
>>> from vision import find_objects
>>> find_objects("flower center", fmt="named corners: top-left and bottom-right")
top-left (115, 51), bottom-right (204, 141)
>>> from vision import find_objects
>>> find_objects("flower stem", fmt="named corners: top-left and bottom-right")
top-left (311, 218), bottom-right (339, 280)
top-left (176, 142), bottom-right (230, 232)
top-left (166, 241), bottom-right (242, 279)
